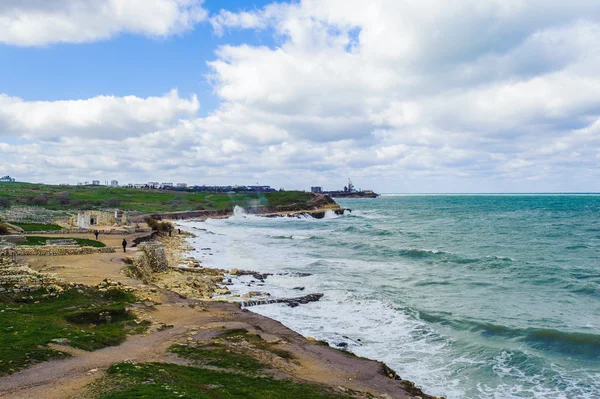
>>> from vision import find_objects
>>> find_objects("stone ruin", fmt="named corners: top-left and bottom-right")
top-left (0, 243), bottom-right (66, 294)
top-left (128, 242), bottom-right (169, 283)
top-left (73, 210), bottom-right (128, 228)
top-left (45, 239), bottom-right (78, 246)
top-left (0, 242), bottom-right (16, 265)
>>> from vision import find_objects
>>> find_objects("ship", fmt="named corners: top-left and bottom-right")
top-left (323, 179), bottom-right (379, 198)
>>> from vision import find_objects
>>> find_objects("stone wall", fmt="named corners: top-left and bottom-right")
top-left (14, 246), bottom-right (117, 256)
top-left (128, 242), bottom-right (168, 283)
top-left (136, 242), bottom-right (168, 272)
top-left (0, 243), bottom-right (17, 264)
top-left (72, 210), bottom-right (129, 228)
top-left (0, 235), bottom-right (27, 244)
top-left (1, 243), bottom-right (66, 294)
top-left (74, 210), bottom-right (116, 228)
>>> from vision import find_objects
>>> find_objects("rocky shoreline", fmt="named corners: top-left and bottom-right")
top-left (165, 223), bottom-right (444, 399)
top-left (0, 220), bottom-right (444, 399)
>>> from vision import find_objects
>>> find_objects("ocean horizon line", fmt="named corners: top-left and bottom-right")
top-left (375, 192), bottom-right (600, 196)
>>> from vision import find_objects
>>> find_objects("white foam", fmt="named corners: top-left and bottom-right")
top-left (176, 215), bottom-right (599, 399)
top-left (323, 210), bottom-right (339, 219)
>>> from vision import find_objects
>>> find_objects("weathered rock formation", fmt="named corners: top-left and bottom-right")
top-left (128, 242), bottom-right (168, 283)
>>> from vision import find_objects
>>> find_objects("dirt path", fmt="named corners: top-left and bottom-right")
top-left (0, 289), bottom-right (414, 399)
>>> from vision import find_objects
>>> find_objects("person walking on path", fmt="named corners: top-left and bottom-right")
top-left (94, 230), bottom-right (99, 240)
top-left (122, 239), bottom-right (127, 253)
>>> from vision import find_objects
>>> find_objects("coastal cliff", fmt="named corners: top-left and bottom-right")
top-left (144, 193), bottom-right (345, 221)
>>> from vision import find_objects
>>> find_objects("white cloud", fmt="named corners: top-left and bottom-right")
top-left (0, 89), bottom-right (199, 139)
top-left (0, 0), bottom-right (207, 46)
top-left (199, 0), bottom-right (600, 191)
top-left (4, 0), bottom-right (600, 192)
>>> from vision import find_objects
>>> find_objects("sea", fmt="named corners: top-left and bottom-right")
top-left (179, 194), bottom-right (600, 399)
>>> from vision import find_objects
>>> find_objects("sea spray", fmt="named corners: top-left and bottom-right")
top-left (323, 209), bottom-right (339, 219)
top-left (232, 205), bottom-right (247, 219)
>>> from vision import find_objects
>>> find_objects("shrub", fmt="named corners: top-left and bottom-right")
top-left (0, 198), bottom-right (10, 208)
top-left (106, 198), bottom-right (121, 207)
top-left (0, 223), bottom-right (9, 235)
top-left (144, 216), bottom-right (173, 233)
top-left (55, 192), bottom-right (71, 205)
top-left (27, 195), bottom-right (49, 206)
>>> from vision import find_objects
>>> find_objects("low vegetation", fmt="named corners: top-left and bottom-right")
top-left (11, 222), bottom-right (63, 232)
top-left (216, 328), bottom-right (294, 359)
top-left (18, 236), bottom-right (106, 247)
top-left (0, 182), bottom-right (315, 213)
top-left (79, 327), bottom-right (353, 398)
top-left (95, 362), bottom-right (353, 399)
top-left (0, 223), bottom-right (9, 235)
top-left (0, 288), bottom-right (145, 376)
top-left (144, 216), bottom-right (174, 233)
top-left (168, 328), bottom-right (294, 372)
top-left (86, 328), bottom-right (340, 398)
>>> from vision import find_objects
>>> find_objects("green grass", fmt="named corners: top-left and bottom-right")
top-left (19, 236), bottom-right (106, 247)
top-left (170, 343), bottom-right (267, 373)
top-left (0, 182), bottom-right (316, 213)
top-left (216, 328), bottom-right (295, 359)
top-left (97, 362), bottom-right (353, 399)
top-left (11, 222), bottom-right (63, 232)
top-left (0, 288), bottom-right (144, 375)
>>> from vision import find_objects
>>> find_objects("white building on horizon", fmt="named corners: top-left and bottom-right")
top-left (0, 175), bottom-right (16, 182)
top-left (110, 180), bottom-right (118, 187)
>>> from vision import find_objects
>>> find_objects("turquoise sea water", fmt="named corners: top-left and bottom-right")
top-left (182, 195), bottom-right (600, 399)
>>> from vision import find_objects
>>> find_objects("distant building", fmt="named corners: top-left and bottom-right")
top-left (176, 183), bottom-right (188, 188)
top-left (0, 175), bottom-right (16, 182)
top-left (247, 185), bottom-right (272, 192)
top-left (148, 182), bottom-right (160, 189)
top-left (161, 182), bottom-right (173, 189)
top-left (110, 180), bottom-right (118, 187)
top-left (311, 186), bottom-right (322, 193)
top-left (133, 183), bottom-right (145, 189)
top-left (91, 180), bottom-right (100, 186)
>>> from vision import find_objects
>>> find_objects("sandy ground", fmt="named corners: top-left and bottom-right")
top-left (1, 233), bottom-right (436, 399)
top-left (20, 231), bottom-right (149, 286)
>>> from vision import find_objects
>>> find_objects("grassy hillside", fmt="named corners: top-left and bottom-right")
top-left (0, 182), bottom-right (315, 213)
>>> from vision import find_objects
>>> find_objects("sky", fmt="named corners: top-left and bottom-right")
top-left (1, 1), bottom-right (600, 193)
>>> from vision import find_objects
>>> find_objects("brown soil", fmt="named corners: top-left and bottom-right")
top-left (1, 233), bottom-right (441, 399)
